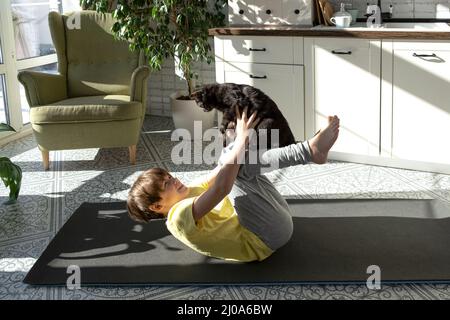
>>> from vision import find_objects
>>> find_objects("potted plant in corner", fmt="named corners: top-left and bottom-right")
top-left (0, 123), bottom-right (22, 205)
top-left (81, 0), bottom-right (227, 139)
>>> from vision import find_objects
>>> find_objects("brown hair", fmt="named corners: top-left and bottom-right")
top-left (127, 167), bottom-right (170, 223)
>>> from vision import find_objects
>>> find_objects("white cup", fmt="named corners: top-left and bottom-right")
top-left (330, 15), bottom-right (352, 28)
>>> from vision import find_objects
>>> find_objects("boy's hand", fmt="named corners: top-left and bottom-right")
top-left (234, 105), bottom-right (260, 145)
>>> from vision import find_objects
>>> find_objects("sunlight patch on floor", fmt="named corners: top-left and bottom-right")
top-left (0, 258), bottom-right (36, 272)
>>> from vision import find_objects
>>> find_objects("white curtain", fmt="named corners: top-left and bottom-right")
top-left (11, 6), bottom-right (41, 60)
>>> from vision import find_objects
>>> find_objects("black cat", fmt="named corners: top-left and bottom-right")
top-left (190, 83), bottom-right (296, 149)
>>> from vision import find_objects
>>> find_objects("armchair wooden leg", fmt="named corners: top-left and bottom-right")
top-left (41, 149), bottom-right (50, 170)
top-left (129, 145), bottom-right (137, 165)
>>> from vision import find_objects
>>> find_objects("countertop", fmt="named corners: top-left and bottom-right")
top-left (209, 22), bottom-right (450, 39)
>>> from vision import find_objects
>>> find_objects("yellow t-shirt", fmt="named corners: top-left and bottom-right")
top-left (165, 179), bottom-right (273, 262)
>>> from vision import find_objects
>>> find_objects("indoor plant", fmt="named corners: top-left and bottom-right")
top-left (0, 123), bottom-right (22, 204)
top-left (81, 0), bottom-right (227, 138)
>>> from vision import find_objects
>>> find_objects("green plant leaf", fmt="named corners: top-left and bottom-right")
top-left (80, 0), bottom-right (226, 95)
top-left (0, 157), bottom-right (22, 204)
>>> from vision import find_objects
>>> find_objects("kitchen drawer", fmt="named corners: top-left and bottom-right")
top-left (222, 62), bottom-right (304, 141)
top-left (217, 36), bottom-right (303, 65)
top-left (392, 40), bottom-right (450, 51)
top-left (312, 37), bottom-right (374, 52)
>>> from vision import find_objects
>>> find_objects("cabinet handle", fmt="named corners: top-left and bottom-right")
top-left (413, 53), bottom-right (436, 58)
top-left (239, 9), bottom-right (244, 14)
top-left (266, 9), bottom-right (272, 15)
top-left (294, 9), bottom-right (300, 14)
top-left (249, 48), bottom-right (266, 52)
top-left (332, 50), bottom-right (352, 55)
top-left (249, 75), bottom-right (267, 79)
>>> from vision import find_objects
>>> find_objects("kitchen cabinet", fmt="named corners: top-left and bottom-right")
top-left (228, 0), bottom-right (313, 25)
top-left (214, 36), bottom-right (305, 141)
top-left (304, 37), bottom-right (382, 157)
top-left (382, 40), bottom-right (450, 165)
top-left (220, 36), bottom-right (303, 64)
top-left (212, 32), bottom-right (450, 173)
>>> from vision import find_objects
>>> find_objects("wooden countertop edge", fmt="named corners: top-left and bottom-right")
top-left (209, 28), bottom-right (450, 40)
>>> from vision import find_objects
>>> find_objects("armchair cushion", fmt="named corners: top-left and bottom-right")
top-left (17, 71), bottom-right (67, 107)
top-left (30, 95), bottom-right (142, 124)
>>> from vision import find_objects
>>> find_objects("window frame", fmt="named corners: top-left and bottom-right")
top-left (0, 0), bottom-right (76, 145)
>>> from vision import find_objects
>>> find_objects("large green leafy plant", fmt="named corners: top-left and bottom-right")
top-left (0, 123), bottom-right (22, 204)
top-left (81, 0), bottom-right (227, 96)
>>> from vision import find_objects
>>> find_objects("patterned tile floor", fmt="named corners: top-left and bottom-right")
top-left (1, 115), bottom-right (450, 300)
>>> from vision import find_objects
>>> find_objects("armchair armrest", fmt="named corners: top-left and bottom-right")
top-left (17, 71), bottom-right (67, 107)
top-left (130, 65), bottom-right (150, 103)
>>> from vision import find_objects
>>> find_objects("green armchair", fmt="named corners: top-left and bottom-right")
top-left (18, 10), bottom-right (150, 170)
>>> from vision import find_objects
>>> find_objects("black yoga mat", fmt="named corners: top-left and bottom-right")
top-left (24, 199), bottom-right (450, 286)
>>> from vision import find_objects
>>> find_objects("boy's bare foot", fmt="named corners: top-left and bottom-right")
top-left (308, 116), bottom-right (340, 164)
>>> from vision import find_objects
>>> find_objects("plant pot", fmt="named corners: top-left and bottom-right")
top-left (170, 91), bottom-right (215, 140)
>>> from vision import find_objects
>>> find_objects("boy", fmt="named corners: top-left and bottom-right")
top-left (128, 107), bottom-right (340, 261)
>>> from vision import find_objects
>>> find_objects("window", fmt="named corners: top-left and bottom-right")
top-left (0, 0), bottom-right (81, 139)
top-left (0, 24), bottom-right (8, 126)
top-left (0, 33), bottom-right (4, 63)
top-left (11, 0), bottom-right (60, 60)
top-left (0, 75), bottom-right (7, 124)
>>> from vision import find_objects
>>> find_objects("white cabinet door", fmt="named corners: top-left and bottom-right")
top-left (391, 42), bottom-right (450, 164)
top-left (222, 62), bottom-right (304, 141)
top-left (305, 38), bottom-right (381, 156)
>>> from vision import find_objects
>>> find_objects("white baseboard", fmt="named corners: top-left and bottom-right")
top-left (329, 151), bottom-right (450, 175)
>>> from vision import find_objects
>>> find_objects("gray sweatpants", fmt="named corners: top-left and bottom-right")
top-left (217, 140), bottom-right (312, 251)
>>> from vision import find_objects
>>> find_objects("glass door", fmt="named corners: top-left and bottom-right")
top-left (0, 36), bottom-right (5, 123)
top-left (12, 0), bottom-right (61, 125)
top-left (0, 0), bottom-right (81, 141)
top-left (0, 75), bottom-right (7, 125)
top-left (0, 1), bottom-right (18, 138)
